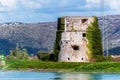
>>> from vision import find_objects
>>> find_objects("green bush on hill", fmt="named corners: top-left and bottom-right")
top-left (37, 51), bottom-right (56, 61)
top-left (6, 45), bottom-right (29, 60)
top-left (37, 51), bottom-right (50, 61)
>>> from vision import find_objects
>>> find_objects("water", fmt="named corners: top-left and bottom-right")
top-left (0, 71), bottom-right (120, 80)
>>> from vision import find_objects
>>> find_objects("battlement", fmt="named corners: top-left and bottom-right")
top-left (63, 16), bottom-right (94, 32)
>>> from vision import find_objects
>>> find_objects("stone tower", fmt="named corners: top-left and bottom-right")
top-left (58, 16), bottom-right (94, 62)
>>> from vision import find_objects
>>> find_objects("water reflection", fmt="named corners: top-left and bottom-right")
top-left (54, 73), bottom-right (101, 80)
top-left (54, 73), bottom-right (120, 80)
top-left (0, 71), bottom-right (120, 80)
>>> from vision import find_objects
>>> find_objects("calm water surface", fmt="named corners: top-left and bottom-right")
top-left (0, 71), bottom-right (120, 80)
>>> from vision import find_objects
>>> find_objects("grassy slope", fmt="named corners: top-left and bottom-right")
top-left (2, 60), bottom-right (120, 73)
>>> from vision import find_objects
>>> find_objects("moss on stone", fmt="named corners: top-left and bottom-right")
top-left (71, 25), bottom-right (77, 32)
top-left (53, 17), bottom-right (64, 60)
top-left (86, 16), bottom-right (103, 59)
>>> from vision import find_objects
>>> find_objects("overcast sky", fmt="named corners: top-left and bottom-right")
top-left (0, 0), bottom-right (119, 23)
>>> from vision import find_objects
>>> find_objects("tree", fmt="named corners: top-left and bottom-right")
top-left (6, 45), bottom-right (29, 60)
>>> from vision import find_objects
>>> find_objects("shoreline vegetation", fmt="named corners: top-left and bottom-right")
top-left (1, 59), bottom-right (120, 73)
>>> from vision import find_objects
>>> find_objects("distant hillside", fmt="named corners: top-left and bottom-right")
top-left (0, 22), bottom-right (57, 55)
top-left (98, 15), bottom-right (120, 55)
top-left (0, 15), bottom-right (120, 55)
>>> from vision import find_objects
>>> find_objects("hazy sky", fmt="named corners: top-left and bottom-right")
top-left (0, 0), bottom-right (119, 23)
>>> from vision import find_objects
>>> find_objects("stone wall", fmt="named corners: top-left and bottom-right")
top-left (58, 16), bottom-right (94, 62)
top-left (58, 32), bottom-right (89, 62)
top-left (65, 16), bottom-right (94, 32)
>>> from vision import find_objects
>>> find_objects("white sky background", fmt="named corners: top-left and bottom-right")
top-left (0, 0), bottom-right (120, 23)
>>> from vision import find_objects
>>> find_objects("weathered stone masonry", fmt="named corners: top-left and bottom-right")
top-left (58, 16), bottom-right (94, 62)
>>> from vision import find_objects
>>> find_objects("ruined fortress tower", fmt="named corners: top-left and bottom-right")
top-left (58, 16), bottom-right (94, 62)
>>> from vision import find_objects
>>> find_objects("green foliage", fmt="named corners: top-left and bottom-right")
top-left (86, 16), bottom-right (103, 59)
top-left (74, 62), bottom-right (120, 72)
top-left (0, 51), bottom-right (5, 61)
top-left (37, 51), bottom-right (50, 61)
top-left (53, 17), bottom-right (64, 61)
top-left (6, 45), bottom-right (29, 60)
top-left (6, 59), bottom-right (87, 70)
top-left (71, 25), bottom-right (77, 32)
top-left (5, 59), bottom-right (120, 73)
top-left (96, 55), bottom-right (113, 62)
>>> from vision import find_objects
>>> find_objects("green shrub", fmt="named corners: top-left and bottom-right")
top-left (6, 45), bottom-right (29, 60)
top-left (86, 16), bottom-right (103, 60)
top-left (53, 17), bottom-right (64, 60)
top-left (37, 51), bottom-right (50, 61)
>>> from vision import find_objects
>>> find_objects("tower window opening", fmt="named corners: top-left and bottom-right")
top-left (67, 24), bottom-right (69, 27)
top-left (82, 19), bottom-right (88, 24)
top-left (83, 33), bottom-right (86, 37)
top-left (68, 57), bottom-right (70, 60)
top-left (81, 58), bottom-right (83, 60)
top-left (72, 45), bottom-right (80, 50)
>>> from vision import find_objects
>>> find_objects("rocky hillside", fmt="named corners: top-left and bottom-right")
top-left (0, 22), bottom-right (57, 55)
top-left (98, 15), bottom-right (120, 55)
top-left (0, 15), bottom-right (120, 55)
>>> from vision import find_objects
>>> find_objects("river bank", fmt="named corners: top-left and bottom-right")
top-left (1, 59), bottom-right (120, 73)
